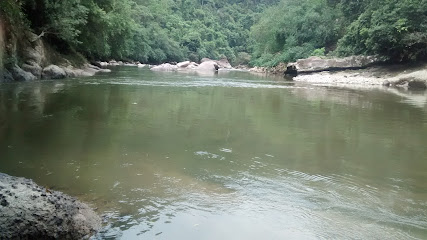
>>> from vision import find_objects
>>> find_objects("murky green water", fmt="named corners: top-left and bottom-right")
top-left (1, 67), bottom-right (427, 239)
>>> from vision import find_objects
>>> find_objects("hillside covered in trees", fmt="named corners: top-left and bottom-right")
top-left (1, 0), bottom-right (426, 67)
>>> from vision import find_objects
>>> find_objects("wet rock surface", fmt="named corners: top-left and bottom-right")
top-left (0, 173), bottom-right (101, 239)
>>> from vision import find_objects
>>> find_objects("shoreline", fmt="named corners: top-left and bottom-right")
top-left (291, 62), bottom-right (427, 89)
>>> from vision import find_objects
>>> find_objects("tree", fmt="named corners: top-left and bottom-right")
top-left (249, 0), bottom-right (339, 66)
top-left (336, 0), bottom-right (427, 61)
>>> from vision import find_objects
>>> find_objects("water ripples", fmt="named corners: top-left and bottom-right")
top-left (84, 77), bottom-right (306, 89)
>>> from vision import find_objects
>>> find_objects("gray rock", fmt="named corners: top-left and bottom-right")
top-left (186, 62), bottom-right (199, 69)
top-left (286, 56), bottom-right (379, 74)
top-left (62, 66), bottom-right (78, 77)
top-left (150, 63), bottom-right (178, 71)
top-left (42, 65), bottom-right (67, 79)
top-left (0, 173), bottom-right (101, 239)
top-left (177, 61), bottom-right (191, 68)
top-left (196, 61), bottom-right (219, 71)
top-left (11, 65), bottom-right (37, 81)
top-left (99, 62), bottom-right (109, 67)
top-left (216, 58), bottom-right (232, 69)
top-left (21, 62), bottom-right (42, 78)
top-left (382, 80), bottom-right (391, 87)
top-left (22, 32), bottom-right (45, 66)
top-left (23, 47), bottom-right (43, 66)
top-left (200, 58), bottom-right (212, 63)
top-left (408, 79), bottom-right (427, 90)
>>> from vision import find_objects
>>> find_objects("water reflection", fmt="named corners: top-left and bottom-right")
top-left (0, 68), bottom-right (426, 239)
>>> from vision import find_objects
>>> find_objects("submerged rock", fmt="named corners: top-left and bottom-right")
top-left (0, 173), bottom-right (101, 239)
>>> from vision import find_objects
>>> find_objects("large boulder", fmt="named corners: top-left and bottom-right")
top-left (21, 62), bottom-right (42, 78)
top-left (186, 62), bottom-right (199, 70)
top-left (200, 58), bottom-right (212, 63)
top-left (150, 63), bottom-right (178, 71)
top-left (42, 65), bottom-right (67, 79)
top-left (216, 58), bottom-right (232, 69)
top-left (177, 61), bottom-right (191, 68)
top-left (286, 56), bottom-right (379, 75)
top-left (11, 65), bottom-right (37, 81)
top-left (0, 173), bottom-right (101, 239)
top-left (196, 60), bottom-right (219, 71)
top-left (389, 77), bottom-right (427, 90)
top-left (99, 62), bottom-right (109, 67)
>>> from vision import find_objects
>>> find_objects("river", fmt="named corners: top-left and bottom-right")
top-left (1, 67), bottom-right (426, 239)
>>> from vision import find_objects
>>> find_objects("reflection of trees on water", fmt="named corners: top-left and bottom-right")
top-left (289, 86), bottom-right (427, 187)
top-left (0, 82), bottom-right (134, 186)
top-left (1, 78), bottom-right (427, 200)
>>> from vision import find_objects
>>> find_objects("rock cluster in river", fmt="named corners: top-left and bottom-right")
top-left (149, 58), bottom-right (233, 72)
top-left (0, 173), bottom-right (101, 239)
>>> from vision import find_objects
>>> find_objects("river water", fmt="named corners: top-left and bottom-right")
top-left (1, 67), bottom-right (427, 239)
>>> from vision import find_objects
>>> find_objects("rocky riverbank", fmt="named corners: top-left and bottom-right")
top-left (290, 58), bottom-right (427, 90)
top-left (292, 63), bottom-right (427, 89)
top-left (250, 55), bottom-right (427, 90)
top-left (0, 173), bottom-right (101, 239)
top-left (0, 29), bottom-right (111, 83)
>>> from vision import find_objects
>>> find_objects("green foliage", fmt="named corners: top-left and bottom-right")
top-left (5, 0), bottom-right (425, 66)
top-left (43, 0), bottom-right (88, 44)
top-left (336, 0), bottom-right (427, 61)
top-left (76, 0), bottom-right (141, 60)
top-left (0, 0), bottom-right (29, 28)
top-left (311, 47), bottom-right (326, 57)
top-left (249, 0), bottom-right (338, 66)
top-left (234, 52), bottom-right (251, 66)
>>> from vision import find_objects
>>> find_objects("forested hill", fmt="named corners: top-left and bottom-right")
top-left (0, 0), bottom-right (426, 66)
top-left (0, 0), bottom-right (280, 65)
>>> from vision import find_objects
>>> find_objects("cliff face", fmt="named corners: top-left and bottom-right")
top-left (0, 18), bottom-right (4, 81)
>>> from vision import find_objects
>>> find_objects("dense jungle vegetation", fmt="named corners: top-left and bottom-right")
top-left (1, 0), bottom-right (426, 66)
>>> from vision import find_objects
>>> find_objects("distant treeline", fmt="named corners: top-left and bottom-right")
top-left (1, 0), bottom-right (426, 66)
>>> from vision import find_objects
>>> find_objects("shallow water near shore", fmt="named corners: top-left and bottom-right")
top-left (1, 67), bottom-right (427, 239)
